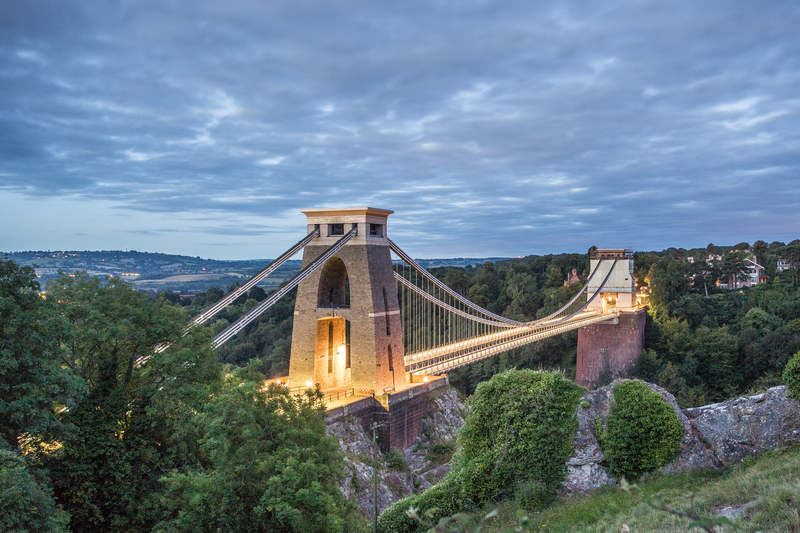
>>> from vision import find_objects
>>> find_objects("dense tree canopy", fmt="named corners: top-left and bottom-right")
top-left (0, 261), bottom-right (350, 532)
top-left (156, 363), bottom-right (352, 533)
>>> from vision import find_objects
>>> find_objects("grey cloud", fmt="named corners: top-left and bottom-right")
top-left (1, 0), bottom-right (799, 257)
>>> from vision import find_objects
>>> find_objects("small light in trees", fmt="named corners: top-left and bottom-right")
top-left (306, 379), bottom-right (313, 388)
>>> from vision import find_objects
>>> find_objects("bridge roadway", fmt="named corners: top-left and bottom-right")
top-left (404, 309), bottom-right (619, 375)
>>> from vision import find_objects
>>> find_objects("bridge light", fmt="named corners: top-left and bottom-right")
top-left (423, 376), bottom-right (429, 383)
top-left (276, 379), bottom-right (281, 385)
top-left (306, 379), bottom-right (313, 388)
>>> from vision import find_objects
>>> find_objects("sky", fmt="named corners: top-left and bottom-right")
top-left (1, 0), bottom-right (799, 260)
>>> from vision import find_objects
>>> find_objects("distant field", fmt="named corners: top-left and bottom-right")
top-left (133, 273), bottom-right (248, 283)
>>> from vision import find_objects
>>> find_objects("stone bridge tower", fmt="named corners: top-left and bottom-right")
top-left (288, 207), bottom-right (406, 394)
top-left (576, 249), bottom-right (646, 388)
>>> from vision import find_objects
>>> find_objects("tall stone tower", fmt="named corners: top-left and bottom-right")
top-left (288, 207), bottom-right (406, 394)
top-left (576, 249), bottom-right (646, 388)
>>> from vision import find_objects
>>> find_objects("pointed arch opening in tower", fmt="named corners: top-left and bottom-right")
top-left (317, 257), bottom-right (350, 308)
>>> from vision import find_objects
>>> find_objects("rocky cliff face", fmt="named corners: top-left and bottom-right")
top-left (332, 379), bottom-right (800, 517)
top-left (565, 381), bottom-right (800, 494)
top-left (327, 387), bottom-right (465, 517)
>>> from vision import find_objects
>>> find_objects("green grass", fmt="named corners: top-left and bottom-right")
top-left (480, 446), bottom-right (800, 532)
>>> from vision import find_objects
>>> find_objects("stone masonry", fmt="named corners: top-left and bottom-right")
top-left (288, 208), bottom-right (406, 393)
top-left (575, 309), bottom-right (646, 388)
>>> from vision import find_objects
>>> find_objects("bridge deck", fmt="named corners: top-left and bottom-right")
top-left (405, 310), bottom-right (619, 375)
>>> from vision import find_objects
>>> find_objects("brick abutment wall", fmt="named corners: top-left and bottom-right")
top-left (576, 308), bottom-right (646, 388)
top-left (326, 377), bottom-right (448, 451)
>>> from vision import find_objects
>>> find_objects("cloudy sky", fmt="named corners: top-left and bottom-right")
top-left (1, 0), bottom-right (798, 259)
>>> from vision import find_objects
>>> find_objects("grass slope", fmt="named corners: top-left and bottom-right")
top-left (484, 446), bottom-right (800, 532)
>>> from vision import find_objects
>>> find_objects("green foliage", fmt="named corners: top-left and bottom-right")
top-left (0, 259), bottom-right (77, 450)
top-left (386, 449), bottom-right (410, 472)
top-left (0, 447), bottom-right (69, 532)
top-left (378, 477), bottom-right (466, 533)
top-left (404, 507), bottom-right (532, 533)
top-left (600, 381), bottom-right (683, 480)
top-left (646, 257), bottom-right (690, 317)
top-left (621, 480), bottom-right (732, 533)
top-left (646, 278), bottom-right (800, 407)
top-left (514, 479), bottom-right (556, 511)
top-left (44, 272), bottom-right (221, 531)
top-left (379, 370), bottom-right (584, 533)
top-left (155, 362), bottom-right (352, 533)
top-left (482, 444), bottom-right (800, 532)
top-left (427, 441), bottom-right (457, 467)
top-left (782, 351), bottom-right (800, 400)
top-left (454, 370), bottom-right (584, 504)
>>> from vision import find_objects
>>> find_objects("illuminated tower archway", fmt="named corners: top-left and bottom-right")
top-left (288, 207), bottom-right (406, 393)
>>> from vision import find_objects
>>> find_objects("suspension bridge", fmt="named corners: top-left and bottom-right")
top-left (145, 207), bottom-right (646, 407)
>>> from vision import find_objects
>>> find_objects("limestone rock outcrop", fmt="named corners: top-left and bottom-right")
top-left (564, 381), bottom-right (800, 495)
top-left (327, 387), bottom-right (464, 517)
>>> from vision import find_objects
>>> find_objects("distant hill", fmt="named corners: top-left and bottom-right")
top-left (3, 250), bottom-right (300, 294)
top-left (3, 250), bottom-right (507, 294)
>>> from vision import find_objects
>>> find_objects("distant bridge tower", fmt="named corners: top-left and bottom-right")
top-left (576, 249), bottom-right (646, 388)
top-left (288, 207), bottom-right (406, 394)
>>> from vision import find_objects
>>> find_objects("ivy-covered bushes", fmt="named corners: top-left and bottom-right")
top-left (454, 369), bottom-right (584, 504)
top-left (378, 370), bottom-right (584, 532)
top-left (377, 477), bottom-right (465, 533)
top-left (599, 381), bottom-right (683, 480)
top-left (783, 351), bottom-right (800, 400)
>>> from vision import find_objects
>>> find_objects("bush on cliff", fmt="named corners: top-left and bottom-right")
top-left (453, 369), bottom-right (585, 504)
top-left (378, 370), bottom-right (584, 533)
top-left (783, 351), bottom-right (800, 400)
top-left (600, 381), bottom-right (683, 480)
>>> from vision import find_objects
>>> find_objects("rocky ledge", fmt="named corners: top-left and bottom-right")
top-left (565, 381), bottom-right (800, 494)
top-left (326, 387), bottom-right (465, 517)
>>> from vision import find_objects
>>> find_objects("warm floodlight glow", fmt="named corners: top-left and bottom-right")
top-left (306, 380), bottom-right (313, 388)
top-left (276, 379), bottom-right (281, 385)
top-left (423, 376), bottom-right (429, 383)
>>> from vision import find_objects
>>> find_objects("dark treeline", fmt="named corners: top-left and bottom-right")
top-left (632, 240), bottom-right (800, 407)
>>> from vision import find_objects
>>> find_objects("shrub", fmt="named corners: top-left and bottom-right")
top-left (453, 369), bottom-right (584, 505)
top-left (783, 351), bottom-right (800, 400)
top-left (600, 381), bottom-right (683, 480)
top-left (377, 477), bottom-right (464, 533)
top-left (426, 441), bottom-right (456, 467)
top-left (377, 369), bottom-right (584, 532)
top-left (514, 479), bottom-right (556, 511)
top-left (385, 449), bottom-right (409, 472)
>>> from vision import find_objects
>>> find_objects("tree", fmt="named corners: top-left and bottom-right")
top-left (0, 446), bottom-right (69, 532)
top-left (443, 268), bottom-right (471, 296)
top-left (0, 259), bottom-right (76, 450)
top-left (544, 263), bottom-right (563, 288)
top-left (248, 285), bottom-right (267, 302)
top-left (155, 363), bottom-right (352, 533)
top-left (752, 240), bottom-right (768, 267)
top-left (719, 251), bottom-right (749, 289)
top-left (646, 257), bottom-right (690, 316)
top-left (46, 272), bottom-right (220, 532)
top-left (454, 370), bottom-right (584, 505)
